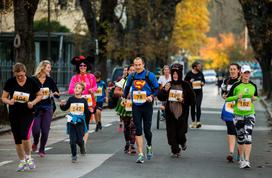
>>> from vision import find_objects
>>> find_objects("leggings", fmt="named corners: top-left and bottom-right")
top-left (191, 91), bottom-right (203, 122)
top-left (121, 116), bottom-right (136, 145)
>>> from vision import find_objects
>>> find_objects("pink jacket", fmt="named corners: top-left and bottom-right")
top-left (68, 73), bottom-right (97, 95)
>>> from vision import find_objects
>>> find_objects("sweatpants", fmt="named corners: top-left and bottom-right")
top-left (68, 122), bottom-right (85, 157)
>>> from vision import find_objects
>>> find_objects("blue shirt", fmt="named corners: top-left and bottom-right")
top-left (123, 70), bottom-right (159, 106)
top-left (96, 80), bottom-right (107, 103)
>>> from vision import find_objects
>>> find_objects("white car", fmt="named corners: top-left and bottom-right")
top-left (203, 69), bottom-right (217, 83)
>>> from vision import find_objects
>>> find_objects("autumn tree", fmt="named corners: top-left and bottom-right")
top-left (171, 0), bottom-right (210, 55)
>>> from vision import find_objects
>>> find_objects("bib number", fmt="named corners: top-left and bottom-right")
top-left (82, 95), bottom-right (93, 107)
top-left (41, 87), bottom-right (50, 100)
top-left (168, 89), bottom-right (183, 102)
top-left (70, 103), bottom-right (84, 115)
top-left (13, 91), bottom-right (30, 103)
top-left (225, 101), bottom-right (235, 113)
top-left (133, 91), bottom-right (147, 104)
top-left (95, 87), bottom-right (103, 97)
top-left (192, 81), bottom-right (202, 89)
top-left (125, 100), bottom-right (132, 111)
top-left (237, 98), bottom-right (251, 111)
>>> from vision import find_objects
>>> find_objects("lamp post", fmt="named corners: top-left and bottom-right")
top-left (47, 0), bottom-right (51, 60)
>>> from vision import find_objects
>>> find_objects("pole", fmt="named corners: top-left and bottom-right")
top-left (47, 0), bottom-right (51, 59)
top-left (244, 26), bottom-right (248, 51)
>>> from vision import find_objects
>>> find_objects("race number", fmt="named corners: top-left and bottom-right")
top-left (133, 91), bottom-right (147, 104)
top-left (168, 90), bottom-right (183, 102)
top-left (69, 103), bottom-right (84, 115)
top-left (41, 87), bottom-right (50, 100)
top-left (125, 99), bottom-right (132, 111)
top-left (82, 95), bottom-right (93, 107)
top-left (95, 87), bottom-right (103, 97)
top-left (237, 98), bottom-right (252, 111)
top-left (225, 101), bottom-right (235, 113)
top-left (13, 91), bottom-right (30, 103)
top-left (192, 81), bottom-right (202, 89)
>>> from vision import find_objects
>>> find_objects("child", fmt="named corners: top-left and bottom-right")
top-left (94, 71), bottom-right (109, 132)
top-left (60, 82), bottom-right (91, 162)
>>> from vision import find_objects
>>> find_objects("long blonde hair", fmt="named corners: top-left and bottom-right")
top-left (34, 60), bottom-right (51, 77)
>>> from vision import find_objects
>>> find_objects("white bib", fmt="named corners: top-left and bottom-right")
top-left (237, 98), bottom-right (252, 111)
top-left (69, 103), bottom-right (84, 115)
top-left (133, 91), bottom-right (147, 104)
top-left (168, 89), bottom-right (183, 102)
top-left (41, 87), bottom-right (50, 100)
top-left (125, 99), bottom-right (132, 111)
top-left (95, 87), bottom-right (103, 97)
top-left (13, 91), bottom-right (30, 103)
top-left (192, 81), bottom-right (202, 89)
top-left (225, 101), bottom-right (235, 113)
top-left (82, 95), bottom-right (93, 107)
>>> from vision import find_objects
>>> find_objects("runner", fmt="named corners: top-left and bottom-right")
top-left (94, 71), bottom-right (109, 132)
top-left (31, 60), bottom-right (60, 157)
top-left (1, 63), bottom-right (42, 171)
top-left (184, 61), bottom-right (205, 128)
top-left (158, 65), bottom-right (171, 89)
top-left (123, 57), bottom-right (159, 163)
top-left (60, 82), bottom-right (91, 163)
top-left (115, 65), bottom-right (136, 154)
top-left (226, 65), bottom-right (258, 169)
top-left (68, 56), bottom-right (97, 146)
top-left (158, 63), bottom-right (195, 158)
top-left (220, 63), bottom-right (240, 162)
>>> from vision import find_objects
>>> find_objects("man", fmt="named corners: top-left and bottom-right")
top-left (123, 57), bottom-right (159, 163)
top-left (184, 61), bottom-right (205, 128)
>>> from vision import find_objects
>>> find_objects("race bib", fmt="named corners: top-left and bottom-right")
top-left (133, 91), bottom-right (147, 104)
top-left (13, 91), bottom-right (30, 103)
top-left (225, 101), bottom-right (235, 113)
top-left (41, 87), bottom-right (50, 100)
top-left (125, 99), bottom-right (132, 111)
top-left (95, 87), bottom-right (103, 97)
top-left (237, 98), bottom-right (252, 111)
top-left (168, 89), bottom-right (183, 102)
top-left (192, 81), bottom-right (202, 89)
top-left (82, 95), bottom-right (93, 107)
top-left (69, 103), bottom-right (84, 115)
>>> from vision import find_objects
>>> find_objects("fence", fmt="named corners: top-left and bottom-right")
top-left (0, 60), bottom-right (74, 92)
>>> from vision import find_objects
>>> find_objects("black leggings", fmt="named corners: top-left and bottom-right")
top-left (121, 116), bottom-right (136, 145)
top-left (191, 91), bottom-right (203, 122)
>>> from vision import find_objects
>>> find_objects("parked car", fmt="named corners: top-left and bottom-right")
top-left (251, 69), bottom-right (263, 79)
top-left (111, 67), bottom-right (124, 82)
top-left (203, 69), bottom-right (217, 83)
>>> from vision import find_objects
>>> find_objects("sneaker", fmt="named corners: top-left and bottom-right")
top-left (136, 153), bottom-right (144, 163)
top-left (16, 160), bottom-right (26, 172)
top-left (95, 124), bottom-right (99, 132)
top-left (146, 146), bottom-right (153, 160)
top-left (171, 153), bottom-right (181, 158)
top-left (72, 156), bottom-right (77, 163)
top-left (39, 152), bottom-right (46, 158)
top-left (80, 144), bottom-right (86, 155)
top-left (191, 122), bottom-right (197, 128)
top-left (181, 143), bottom-right (187, 151)
top-left (226, 154), bottom-right (233, 162)
top-left (196, 122), bottom-right (202, 128)
top-left (98, 122), bottom-right (102, 130)
top-left (244, 160), bottom-right (251, 168)
top-left (124, 144), bottom-right (129, 153)
top-left (129, 145), bottom-right (136, 155)
top-left (32, 144), bottom-right (37, 152)
top-left (26, 157), bottom-right (36, 169)
top-left (239, 160), bottom-right (247, 169)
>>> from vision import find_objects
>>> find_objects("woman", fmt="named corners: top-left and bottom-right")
top-left (32, 60), bottom-right (60, 157)
top-left (68, 56), bottom-right (97, 146)
top-left (158, 63), bottom-right (195, 157)
top-left (1, 63), bottom-right (42, 171)
top-left (226, 65), bottom-right (258, 169)
top-left (115, 65), bottom-right (136, 154)
top-left (220, 63), bottom-right (240, 162)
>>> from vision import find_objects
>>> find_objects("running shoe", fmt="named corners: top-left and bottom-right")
top-left (146, 145), bottom-right (153, 160)
top-left (244, 160), bottom-right (251, 168)
top-left (32, 144), bottom-right (37, 152)
top-left (136, 153), bottom-right (144, 163)
top-left (26, 157), bottom-right (36, 169)
top-left (124, 144), bottom-right (129, 153)
top-left (98, 122), bottom-right (102, 130)
top-left (39, 151), bottom-right (46, 158)
top-left (239, 160), bottom-right (247, 169)
top-left (72, 156), bottom-right (77, 163)
top-left (226, 154), bottom-right (233, 162)
top-left (196, 122), bottom-right (202, 128)
top-left (129, 145), bottom-right (136, 155)
top-left (191, 122), bottom-right (197, 128)
top-left (171, 153), bottom-right (181, 158)
top-left (95, 124), bottom-right (99, 132)
top-left (16, 160), bottom-right (26, 172)
top-left (181, 143), bottom-right (187, 151)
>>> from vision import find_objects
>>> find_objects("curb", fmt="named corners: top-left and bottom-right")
top-left (260, 97), bottom-right (272, 120)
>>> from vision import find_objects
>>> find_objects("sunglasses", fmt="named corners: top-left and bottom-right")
top-left (79, 64), bottom-right (87, 67)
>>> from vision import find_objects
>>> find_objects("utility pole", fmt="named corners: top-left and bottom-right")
top-left (93, 1), bottom-right (98, 70)
top-left (47, 0), bottom-right (51, 59)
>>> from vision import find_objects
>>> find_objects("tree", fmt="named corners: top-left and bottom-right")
top-left (34, 18), bottom-right (70, 32)
top-left (13, 0), bottom-right (40, 75)
top-left (239, 0), bottom-right (272, 98)
top-left (171, 0), bottom-right (210, 55)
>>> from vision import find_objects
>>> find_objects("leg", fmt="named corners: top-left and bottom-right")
top-left (244, 115), bottom-right (255, 161)
top-left (15, 144), bottom-right (25, 160)
top-left (165, 115), bottom-right (180, 154)
top-left (39, 109), bottom-right (53, 153)
top-left (83, 113), bottom-right (91, 144)
top-left (142, 103), bottom-right (153, 146)
top-left (132, 105), bottom-right (143, 154)
top-left (196, 92), bottom-right (203, 123)
top-left (32, 112), bottom-right (41, 146)
top-left (69, 124), bottom-right (77, 157)
top-left (123, 117), bottom-right (131, 152)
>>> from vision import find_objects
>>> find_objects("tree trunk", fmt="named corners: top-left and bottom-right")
top-left (13, 0), bottom-right (39, 75)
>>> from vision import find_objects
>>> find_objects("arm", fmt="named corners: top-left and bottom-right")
top-left (84, 100), bottom-right (91, 119)
top-left (29, 90), bottom-right (43, 108)
top-left (50, 77), bottom-right (60, 98)
top-left (123, 75), bottom-right (132, 98)
top-left (1, 90), bottom-right (14, 105)
top-left (225, 84), bottom-right (238, 102)
top-left (88, 74), bottom-right (97, 94)
top-left (60, 97), bottom-right (71, 111)
top-left (104, 83), bottom-right (109, 102)
top-left (157, 88), bottom-right (168, 101)
top-left (149, 72), bottom-right (159, 97)
top-left (68, 75), bottom-right (77, 95)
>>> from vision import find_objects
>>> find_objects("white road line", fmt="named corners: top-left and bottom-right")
top-left (88, 130), bottom-right (95, 133)
top-left (103, 124), bottom-right (112, 127)
top-left (0, 160), bottom-right (13, 167)
top-left (201, 110), bottom-right (221, 114)
top-left (0, 149), bottom-right (16, 151)
top-left (191, 124), bottom-right (271, 131)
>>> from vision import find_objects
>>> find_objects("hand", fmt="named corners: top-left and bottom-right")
top-left (201, 82), bottom-right (205, 86)
top-left (121, 99), bottom-right (126, 106)
top-left (238, 93), bottom-right (243, 99)
top-left (146, 96), bottom-right (153, 102)
top-left (190, 79), bottom-right (194, 83)
top-left (53, 92), bottom-right (60, 97)
top-left (27, 101), bottom-right (34, 109)
top-left (222, 93), bottom-right (227, 99)
top-left (164, 83), bottom-right (171, 91)
top-left (251, 96), bottom-right (257, 101)
top-left (177, 97), bottom-right (184, 103)
top-left (105, 97), bottom-right (109, 103)
top-left (60, 100), bottom-right (66, 106)
top-left (9, 99), bottom-right (15, 105)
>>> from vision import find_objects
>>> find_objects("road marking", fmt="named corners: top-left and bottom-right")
top-left (202, 110), bottom-right (221, 114)
top-left (191, 124), bottom-right (271, 131)
top-left (103, 124), bottom-right (112, 127)
top-left (0, 148), bottom-right (16, 151)
top-left (88, 130), bottom-right (95, 133)
top-left (0, 160), bottom-right (13, 167)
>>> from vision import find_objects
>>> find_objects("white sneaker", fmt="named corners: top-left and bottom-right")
top-left (244, 160), bottom-right (251, 168)
top-left (239, 160), bottom-right (247, 169)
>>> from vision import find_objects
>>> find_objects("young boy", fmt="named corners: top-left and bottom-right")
top-left (60, 82), bottom-right (91, 162)
top-left (94, 71), bottom-right (108, 132)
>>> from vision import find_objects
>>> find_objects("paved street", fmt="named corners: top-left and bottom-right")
top-left (0, 84), bottom-right (271, 178)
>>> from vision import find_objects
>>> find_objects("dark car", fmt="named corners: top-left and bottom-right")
top-left (111, 67), bottom-right (123, 82)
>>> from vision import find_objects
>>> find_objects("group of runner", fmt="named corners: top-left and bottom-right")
top-left (1, 56), bottom-right (258, 171)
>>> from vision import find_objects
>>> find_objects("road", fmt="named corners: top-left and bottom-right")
top-left (0, 84), bottom-right (271, 178)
